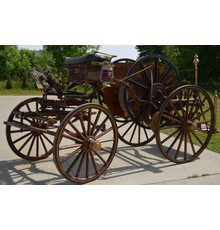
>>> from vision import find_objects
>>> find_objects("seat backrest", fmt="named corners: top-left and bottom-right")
top-left (31, 68), bottom-right (63, 95)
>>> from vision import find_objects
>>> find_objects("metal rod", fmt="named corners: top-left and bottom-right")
top-left (213, 90), bottom-right (219, 133)
top-left (122, 65), bottom-right (153, 81)
top-left (94, 50), bottom-right (117, 58)
top-left (193, 54), bottom-right (199, 85)
top-left (178, 69), bottom-right (197, 72)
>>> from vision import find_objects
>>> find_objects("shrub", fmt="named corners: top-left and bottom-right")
top-left (6, 75), bottom-right (13, 89)
top-left (22, 74), bottom-right (28, 89)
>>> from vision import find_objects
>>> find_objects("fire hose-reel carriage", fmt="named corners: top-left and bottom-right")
top-left (4, 51), bottom-right (214, 184)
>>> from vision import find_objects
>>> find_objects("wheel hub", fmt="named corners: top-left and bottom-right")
top-left (84, 137), bottom-right (101, 152)
top-left (152, 83), bottom-right (167, 107)
top-left (184, 120), bottom-right (197, 132)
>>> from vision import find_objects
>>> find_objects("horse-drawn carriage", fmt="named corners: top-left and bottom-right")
top-left (4, 51), bottom-right (214, 184)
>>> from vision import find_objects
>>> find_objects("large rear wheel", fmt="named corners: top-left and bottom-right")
top-left (123, 54), bottom-right (182, 129)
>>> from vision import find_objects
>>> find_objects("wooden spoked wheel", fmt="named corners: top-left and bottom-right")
top-left (53, 103), bottom-right (118, 184)
top-left (155, 85), bottom-right (214, 163)
top-left (123, 54), bottom-right (182, 129)
top-left (6, 98), bottom-right (55, 161)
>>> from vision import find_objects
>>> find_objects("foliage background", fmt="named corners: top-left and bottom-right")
top-left (0, 45), bottom-right (100, 89)
top-left (1, 45), bottom-right (220, 88)
top-left (135, 45), bottom-right (220, 85)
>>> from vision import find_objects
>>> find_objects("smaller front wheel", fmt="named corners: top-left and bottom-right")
top-left (53, 103), bottom-right (118, 184)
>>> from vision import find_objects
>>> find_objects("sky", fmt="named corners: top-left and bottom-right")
top-left (18, 45), bottom-right (139, 60)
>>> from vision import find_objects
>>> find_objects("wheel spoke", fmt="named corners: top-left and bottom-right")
top-left (87, 108), bottom-right (92, 136)
top-left (93, 116), bottom-right (108, 137)
top-left (42, 133), bottom-right (53, 146)
top-left (127, 79), bottom-right (149, 90)
top-left (27, 135), bottom-right (36, 156)
top-left (91, 110), bottom-right (101, 135)
top-left (187, 132), bottom-right (196, 155)
top-left (117, 122), bottom-right (129, 129)
top-left (184, 132), bottom-right (187, 160)
top-left (188, 90), bottom-right (198, 117)
top-left (196, 107), bottom-right (211, 119)
top-left (36, 136), bottom-right (39, 157)
top-left (196, 128), bottom-right (209, 134)
top-left (90, 150), bottom-right (98, 174)
top-left (122, 122), bottom-right (135, 138)
top-left (177, 92), bottom-right (186, 119)
top-left (68, 121), bottom-right (85, 140)
top-left (12, 131), bottom-right (32, 144)
top-left (40, 135), bottom-right (48, 153)
top-left (99, 138), bottom-right (115, 143)
top-left (63, 130), bottom-right (84, 143)
top-left (100, 147), bottom-right (112, 153)
top-left (86, 151), bottom-right (90, 178)
top-left (190, 97), bottom-right (207, 119)
top-left (140, 61), bottom-right (151, 85)
top-left (60, 147), bottom-right (82, 163)
top-left (162, 113), bottom-right (183, 124)
top-left (96, 127), bottom-right (113, 139)
top-left (190, 130), bottom-right (204, 146)
top-left (142, 123), bottom-right (149, 140)
top-left (66, 150), bottom-right (84, 174)
top-left (130, 123), bottom-right (137, 142)
top-left (18, 134), bottom-right (34, 152)
top-left (10, 129), bottom-right (30, 134)
top-left (59, 143), bottom-right (82, 150)
top-left (79, 114), bottom-right (88, 138)
top-left (174, 131), bottom-right (184, 159)
top-left (160, 67), bottom-right (172, 84)
top-left (160, 125), bottom-right (182, 130)
top-left (93, 149), bottom-right (107, 164)
top-left (161, 128), bottom-right (181, 144)
top-left (76, 150), bottom-right (86, 178)
top-left (169, 100), bottom-right (185, 122)
top-left (186, 89), bottom-right (195, 118)
top-left (166, 129), bottom-right (183, 154)
top-left (138, 125), bottom-right (141, 144)
top-left (165, 83), bottom-right (182, 91)
top-left (26, 103), bottom-right (31, 112)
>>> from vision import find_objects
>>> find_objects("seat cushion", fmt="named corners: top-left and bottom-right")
top-left (64, 53), bottom-right (111, 67)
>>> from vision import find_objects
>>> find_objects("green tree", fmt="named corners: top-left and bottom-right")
top-left (18, 49), bottom-right (32, 86)
top-left (6, 75), bottom-right (13, 89)
top-left (135, 45), bottom-right (220, 84)
top-left (0, 45), bottom-right (20, 80)
top-left (34, 47), bottom-right (56, 73)
top-left (43, 45), bottom-right (100, 76)
top-left (135, 45), bottom-right (166, 58)
top-left (0, 46), bottom-right (58, 89)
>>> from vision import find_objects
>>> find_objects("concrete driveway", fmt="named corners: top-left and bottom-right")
top-left (1, 96), bottom-right (220, 185)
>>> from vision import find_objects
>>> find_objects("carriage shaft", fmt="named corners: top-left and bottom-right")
top-left (4, 121), bottom-right (57, 136)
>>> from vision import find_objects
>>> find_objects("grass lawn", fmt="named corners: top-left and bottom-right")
top-left (1, 80), bottom-right (220, 153)
top-left (200, 85), bottom-right (220, 153)
top-left (0, 80), bottom-right (41, 95)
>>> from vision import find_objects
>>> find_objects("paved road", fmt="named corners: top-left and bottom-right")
top-left (1, 95), bottom-right (220, 185)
